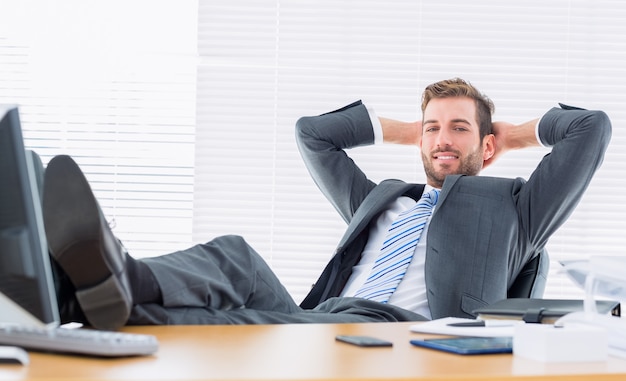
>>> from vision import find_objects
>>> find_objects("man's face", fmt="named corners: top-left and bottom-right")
top-left (420, 97), bottom-right (494, 188)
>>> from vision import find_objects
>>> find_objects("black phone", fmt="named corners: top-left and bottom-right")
top-left (335, 335), bottom-right (393, 347)
top-left (410, 336), bottom-right (513, 355)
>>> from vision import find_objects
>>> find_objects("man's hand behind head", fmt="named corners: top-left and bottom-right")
top-left (483, 119), bottom-right (541, 169)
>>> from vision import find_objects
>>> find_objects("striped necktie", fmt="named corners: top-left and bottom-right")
top-left (354, 189), bottom-right (439, 303)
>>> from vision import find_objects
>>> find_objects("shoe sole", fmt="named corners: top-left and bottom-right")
top-left (42, 155), bottom-right (131, 330)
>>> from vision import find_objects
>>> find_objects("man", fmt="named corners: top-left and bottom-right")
top-left (44, 78), bottom-right (611, 330)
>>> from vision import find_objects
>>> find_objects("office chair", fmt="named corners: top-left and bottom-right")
top-left (507, 249), bottom-right (549, 298)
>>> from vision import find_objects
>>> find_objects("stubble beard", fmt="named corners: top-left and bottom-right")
top-left (421, 147), bottom-right (484, 188)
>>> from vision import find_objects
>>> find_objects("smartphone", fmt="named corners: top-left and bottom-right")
top-left (335, 335), bottom-right (393, 347)
top-left (410, 336), bottom-right (512, 355)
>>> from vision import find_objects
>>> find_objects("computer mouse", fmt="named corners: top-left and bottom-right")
top-left (0, 346), bottom-right (29, 365)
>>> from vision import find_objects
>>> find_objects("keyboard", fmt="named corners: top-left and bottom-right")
top-left (0, 324), bottom-right (158, 357)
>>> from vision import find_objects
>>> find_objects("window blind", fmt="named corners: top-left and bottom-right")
top-left (0, 0), bottom-right (198, 257)
top-left (1, 0), bottom-right (625, 305)
top-left (196, 0), bottom-right (626, 303)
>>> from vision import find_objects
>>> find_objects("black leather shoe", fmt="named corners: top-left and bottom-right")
top-left (42, 155), bottom-right (132, 330)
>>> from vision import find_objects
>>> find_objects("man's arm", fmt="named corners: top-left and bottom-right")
top-left (379, 117), bottom-right (421, 146)
top-left (295, 101), bottom-right (378, 224)
top-left (483, 118), bottom-right (541, 168)
top-left (517, 106), bottom-right (611, 248)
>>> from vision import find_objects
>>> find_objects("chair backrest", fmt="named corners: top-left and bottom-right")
top-left (507, 249), bottom-right (550, 299)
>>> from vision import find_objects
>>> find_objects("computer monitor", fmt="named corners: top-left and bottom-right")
top-left (0, 105), bottom-right (59, 327)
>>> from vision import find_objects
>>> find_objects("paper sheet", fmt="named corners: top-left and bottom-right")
top-left (410, 317), bottom-right (518, 337)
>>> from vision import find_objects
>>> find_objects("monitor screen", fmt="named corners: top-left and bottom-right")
top-left (0, 105), bottom-right (59, 327)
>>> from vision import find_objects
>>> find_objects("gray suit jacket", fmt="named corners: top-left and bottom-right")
top-left (295, 100), bottom-right (611, 319)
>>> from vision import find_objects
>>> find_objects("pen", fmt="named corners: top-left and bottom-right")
top-left (447, 320), bottom-right (516, 327)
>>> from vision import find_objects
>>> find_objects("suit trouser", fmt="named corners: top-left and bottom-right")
top-left (127, 235), bottom-right (426, 325)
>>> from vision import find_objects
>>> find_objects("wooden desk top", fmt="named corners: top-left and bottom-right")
top-left (1, 322), bottom-right (626, 381)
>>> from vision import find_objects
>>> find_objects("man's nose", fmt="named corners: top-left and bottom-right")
top-left (435, 129), bottom-right (452, 147)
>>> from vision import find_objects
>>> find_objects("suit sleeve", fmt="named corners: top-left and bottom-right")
top-left (295, 101), bottom-right (378, 224)
top-left (520, 104), bottom-right (612, 247)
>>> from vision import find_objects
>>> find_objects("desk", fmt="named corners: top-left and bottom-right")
top-left (1, 322), bottom-right (626, 380)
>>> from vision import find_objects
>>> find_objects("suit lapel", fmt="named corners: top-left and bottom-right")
top-left (337, 180), bottom-right (424, 249)
top-left (436, 174), bottom-right (461, 213)
top-left (335, 175), bottom-right (462, 252)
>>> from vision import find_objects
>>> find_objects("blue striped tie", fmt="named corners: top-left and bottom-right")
top-left (354, 189), bottom-right (439, 303)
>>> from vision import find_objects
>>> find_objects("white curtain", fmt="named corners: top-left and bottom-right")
top-left (2, 0), bottom-right (625, 304)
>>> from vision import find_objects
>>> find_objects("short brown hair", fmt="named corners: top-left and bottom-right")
top-left (421, 78), bottom-right (494, 139)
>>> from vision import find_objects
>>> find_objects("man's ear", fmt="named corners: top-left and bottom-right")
top-left (482, 134), bottom-right (496, 161)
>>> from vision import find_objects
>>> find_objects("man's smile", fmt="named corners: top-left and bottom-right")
top-left (433, 151), bottom-right (460, 161)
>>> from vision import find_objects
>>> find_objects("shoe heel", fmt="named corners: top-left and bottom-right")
top-left (75, 274), bottom-right (131, 331)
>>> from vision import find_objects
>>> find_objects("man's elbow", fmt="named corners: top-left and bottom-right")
top-left (588, 110), bottom-right (612, 151)
top-left (295, 116), bottom-right (323, 156)
top-left (295, 116), bottom-right (315, 141)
